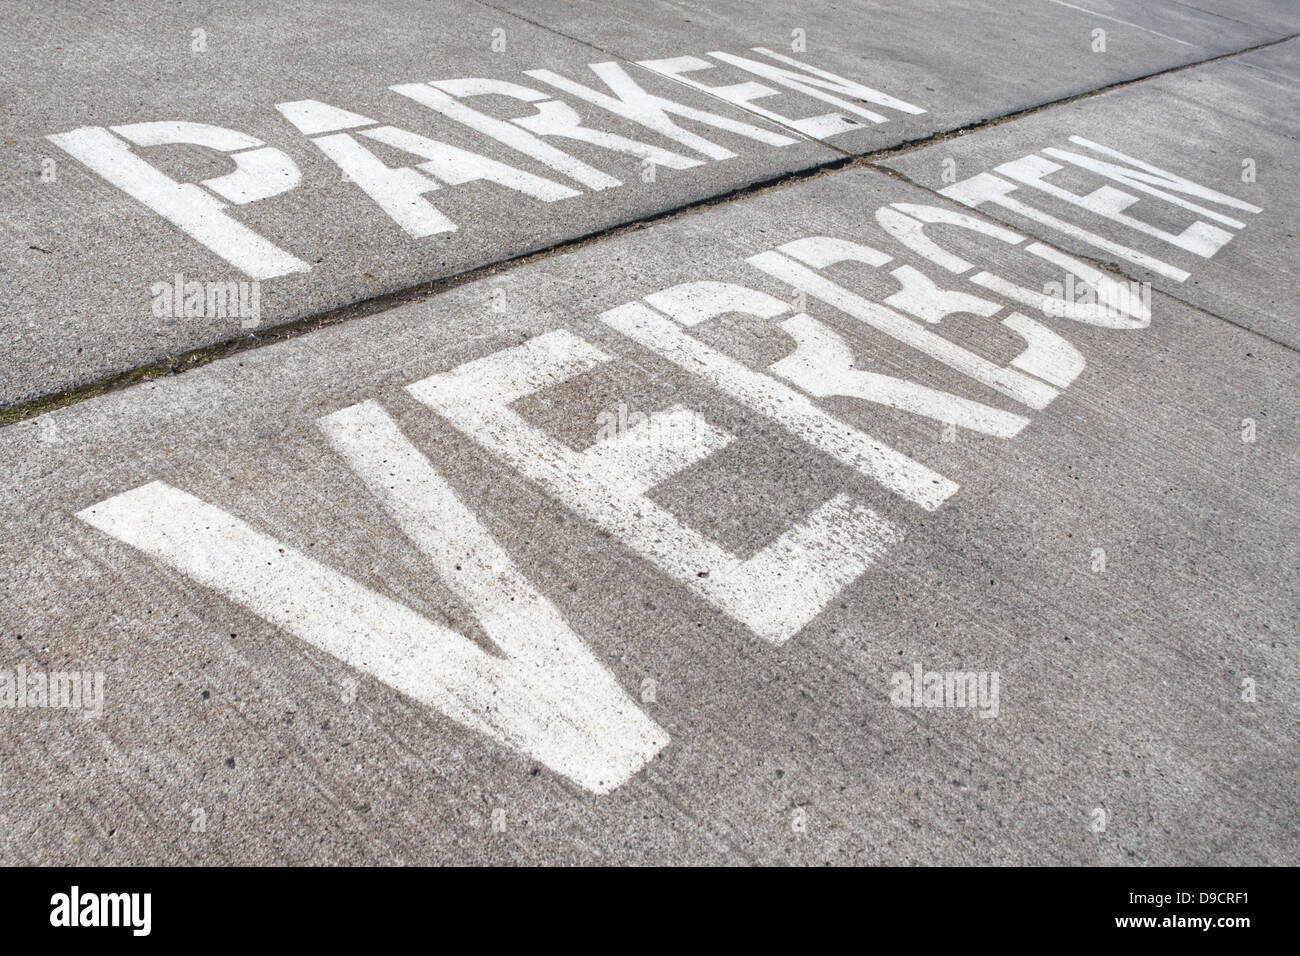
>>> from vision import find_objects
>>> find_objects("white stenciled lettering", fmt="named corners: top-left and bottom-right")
top-left (526, 61), bottom-right (799, 161)
top-left (393, 78), bottom-right (701, 189)
top-left (770, 313), bottom-right (1031, 438)
top-left (748, 240), bottom-right (1061, 408)
top-left (602, 282), bottom-right (958, 508)
top-left (638, 48), bottom-right (924, 139)
top-left (406, 329), bottom-right (902, 643)
top-left (77, 405), bottom-right (665, 794)
top-left (875, 203), bottom-right (1150, 328)
top-left (46, 123), bottom-right (308, 279)
top-left (277, 99), bottom-right (578, 237)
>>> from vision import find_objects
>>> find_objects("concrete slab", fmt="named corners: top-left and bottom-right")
top-left (489, 0), bottom-right (1299, 147)
top-left (1, 155), bottom-right (1294, 863)
top-left (880, 39), bottom-right (1300, 348)
top-left (3, 0), bottom-right (1293, 410)
top-left (2, 0), bottom-right (854, 407)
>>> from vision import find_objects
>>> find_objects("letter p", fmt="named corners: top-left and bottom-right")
top-left (47, 121), bottom-right (309, 279)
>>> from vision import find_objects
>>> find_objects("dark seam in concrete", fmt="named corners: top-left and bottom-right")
top-left (1163, 0), bottom-right (1265, 31)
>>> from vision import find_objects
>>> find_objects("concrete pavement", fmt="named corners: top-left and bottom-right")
top-left (4, 0), bottom-right (1296, 407)
top-left (0, 3), bottom-right (1296, 865)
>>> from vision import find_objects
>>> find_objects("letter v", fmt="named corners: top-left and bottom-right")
top-left (76, 400), bottom-right (666, 793)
